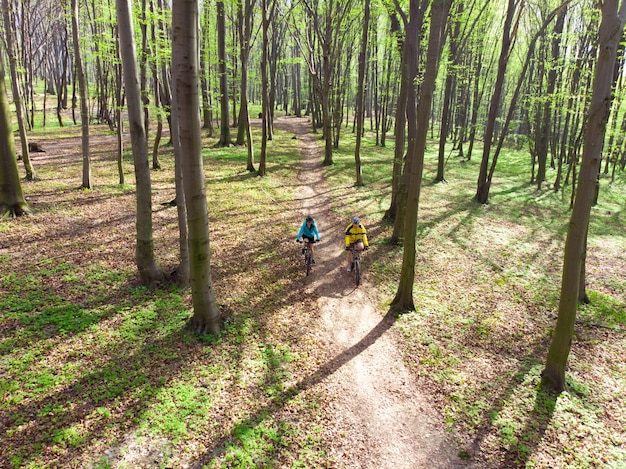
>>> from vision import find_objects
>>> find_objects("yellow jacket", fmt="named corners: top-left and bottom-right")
top-left (345, 223), bottom-right (369, 247)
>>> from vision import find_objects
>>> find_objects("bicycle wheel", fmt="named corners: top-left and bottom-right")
top-left (305, 252), bottom-right (311, 276)
top-left (354, 258), bottom-right (361, 286)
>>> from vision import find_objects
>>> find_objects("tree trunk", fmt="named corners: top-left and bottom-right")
top-left (170, 74), bottom-right (190, 288)
top-left (536, 9), bottom-right (566, 189)
top-left (217, 0), bottom-right (230, 147)
top-left (0, 46), bottom-right (29, 218)
top-left (354, 0), bottom-right (370, 187)
top-left (474, 0), bottom-right (520, 204)
top-left (2, 0), bottom-right (35, 180)
top-left (258, 0), bottom-right (275, 176)
top-left (172, 0), bottom-right (221, 336)
top-left (150, 0), bottom-right (162, 170)
top-left (391, 0), bottom-right (452, 313)
top-left (383, 1), bottom-right (427, 230)
top-left (236, 0), bottom-right (255, 171)
top-left (117, 0), bottom-right (163, 286)
top-left (71, 0), bottom-right (92, 189)
top-left (542, 0), bottom-right (626, 393)
top-left (200, 1), bottom-right (214, 136)
top-left (115, 29), bottom-right (125, 185)
top-left (485, 2), bottom-right (572, 194)
top-left (436, 1), bottom-right (463, 183)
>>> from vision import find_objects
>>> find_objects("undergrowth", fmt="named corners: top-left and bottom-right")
top-left (1, 117), bottom-right (624, 468)
top-left (326, 127), bottom-right (626, 468)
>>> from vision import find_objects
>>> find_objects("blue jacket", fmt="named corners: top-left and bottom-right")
top-left (296, 220), bottom-right (320, 241)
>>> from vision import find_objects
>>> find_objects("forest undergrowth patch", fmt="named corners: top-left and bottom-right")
top-left (326, 129), bottom-right (626, 468)
top-left (1, 120), bottom-right (624, 468)
top-left (1, 123), bottom-right (334, 468)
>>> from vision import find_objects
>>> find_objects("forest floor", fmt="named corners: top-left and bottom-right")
top-left (1, 114), bottom-right (624, 468)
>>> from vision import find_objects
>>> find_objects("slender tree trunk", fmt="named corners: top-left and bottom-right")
top-left (536, 10), bottom-right (566, 189)
top-left (170, 75), bottom-right (190, 287)
top-left (475, 0), bottom-right (519, 204)
top-left (217, 0), bottom-right (230, 146)
top-left (115, 28), bottom-right (125, 185)
top-left (258, 0), bottom-right (274, 176)
top-left (2, 0), bottom-right (35, 180)
top-left (172, 0), bottom-right (221, 335)
top-left (236, 0), bottom-right (255, 171)
top-left (150, 0), bottom-right (162, 170)
top-left (117, 0), bottom-right (163, 286)
top-left (391, 0), bottom-right (452, 312)
top-left (542, 0), bottom-right (626, 393)
top-left (200, 1), bottom-right (213, 136)
top-left (485, 2), bottom-right (572, 195)
top-left (354, 0), bottom-right (370, 187)
top-left (0, 46), bottom-right (29, 218)
top-left (71, 0), bottom-right (92, 189)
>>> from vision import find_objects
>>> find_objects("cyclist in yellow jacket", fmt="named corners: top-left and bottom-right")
top-left (344, 216), bottom-right (368, 272)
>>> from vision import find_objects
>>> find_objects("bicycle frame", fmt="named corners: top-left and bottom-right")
top-left (348, 246), bottom-right (363, 286)
top-left (298, 240), bottom-right (316, 276)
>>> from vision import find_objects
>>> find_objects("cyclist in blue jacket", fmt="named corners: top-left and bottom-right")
top-left (296, 215), bottom-right (320, 263)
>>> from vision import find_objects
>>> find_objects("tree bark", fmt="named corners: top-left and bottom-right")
top-left (474, 0), bottom-right (521, 204)
top-left (236, 0), bottom-right (255, 171)
top-left (258, 0), bottom-right (271, 176)
top-left (217, 0), bottom-right (230, 147)
top-left (0, 46), bottom-right (29, 218)
top-left (2, 0), bottom-right (35, 181)
top-left (71, 0), bottom-right (92, 189)
top-left (354, 0), bottom-right (370, 187)
top-left (117, 0), bottom-right (163, 286)
top-left (542, 0), bottom-right (626, 393)
top-left (390, 0), bottom-right (452, 313)
top-left (172, 0), bottom-right (221, 336)
top-left (536, 9), bottom-right (566, 189)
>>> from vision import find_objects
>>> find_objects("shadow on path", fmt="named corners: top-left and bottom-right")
top-left (192, 312), bottom-right (398, 467)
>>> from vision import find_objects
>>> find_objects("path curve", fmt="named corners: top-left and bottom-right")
top-left (274, 115), bottom-right (465, 468)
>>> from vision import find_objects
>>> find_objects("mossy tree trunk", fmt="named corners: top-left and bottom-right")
top-left (0, 47), bottom-right (29, 219)
top-left (542, 0), bottom-right (626, 393)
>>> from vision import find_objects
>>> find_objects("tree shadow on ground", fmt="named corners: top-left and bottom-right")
top-left (464, 340), bottom-right (559, 468)
top-left (191, 311), bottom-right (398, 467)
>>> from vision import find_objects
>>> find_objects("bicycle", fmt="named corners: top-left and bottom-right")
top-left (297, 240), bottom-right (316, 276)
top-left (347, 245), bottom-right (365, 286)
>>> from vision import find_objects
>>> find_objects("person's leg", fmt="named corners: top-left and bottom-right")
top-left (346, 244), bottom-right (353, 271)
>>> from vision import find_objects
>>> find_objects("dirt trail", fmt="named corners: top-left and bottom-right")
top-left (274, 116), bottom-right (465, 468)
